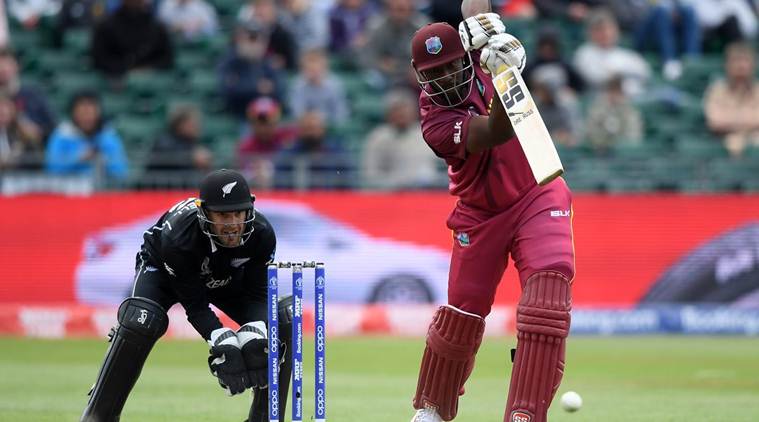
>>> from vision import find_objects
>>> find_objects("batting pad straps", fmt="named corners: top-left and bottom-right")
top-left (427, 305), bottom-right (485, 360)
top-left (413, 305), bottom-right (485, 421)
top-left (516, 271), bottom-right (571, 337)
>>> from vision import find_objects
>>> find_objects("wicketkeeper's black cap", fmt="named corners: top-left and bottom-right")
top-left (198, 169), bottom-right (254, 212)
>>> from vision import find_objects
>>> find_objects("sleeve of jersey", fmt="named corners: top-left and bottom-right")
top-left (421, 107), bottom-right (473, 161)
top-left (163, 248), bottom-right (223, 340)
top-left (244, 225), bottom-right (277, 301)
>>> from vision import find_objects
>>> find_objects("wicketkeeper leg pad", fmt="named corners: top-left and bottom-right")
top-left (247, 295), bottom-right (293, 422)
top-left (505, 271), bottom-right (571, 422)
top-left (413, 305), bottom-right (486, 421)
top-left (81, 296), bottom-right (168, 422)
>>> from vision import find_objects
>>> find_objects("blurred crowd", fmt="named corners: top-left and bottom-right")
top-left (1, 0), bottom-right (758, 192)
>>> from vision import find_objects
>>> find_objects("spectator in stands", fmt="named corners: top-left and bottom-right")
top-left (328, 0), bottom-right (375, 59)
top-left (237, 97), bottom-right (297, 188)
top-left (45, 90), bottom-right (128, 179)
top-left (633, 0), bottom-right (701, 81)
top-left (427, 0), bottom-right (464, 27)
top-left (53, 0), bottom-right (107, 49)
top-left (531, 68), bottom-right (582, 147)
top-left (7, 0), bottom-right (61, 30)
top-left (361, 90), bottom-right (438, 189)
top-left (533, 0), bottom-right (603, 23)
top-left (523, 27), bottom-right (585, 95)
top-left (584, 75), bottom-right (643, 154)
top-left (274, 111), bottom-right (352, 189)
top-left (158, 0), bottom-right (218, 42)
top-left (289, 48), bottom-right (349, 126)
top-left (0, 94), bottom-right (44, 170)
top-left (689, 0), bottom-right (757, 51)
top-left (146, 103), bottom-right (212, 173)
top-left (281, 0), bottom-right (330, 51)
top-left (573, 9), bottom-right (650, 97)
top-left (361, 0), bottom-right (428, 89)
top-left (91, 0), bottom-right (174, 77)
top-left (237, 0), bottom-right (298, 70)
top-left (704, 42), bottom-right (759, 158)
top-left (500, 0), bottom-right (537, 18)
top-left (218, 21), bottom-right (286, 119)
top-left (0, 48), bottom-right (56, 138)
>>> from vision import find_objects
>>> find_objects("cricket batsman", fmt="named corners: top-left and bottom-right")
top-left (80, 169), bottom-right (291, 422)
top-left (409, 14), bottom-right (575, 422)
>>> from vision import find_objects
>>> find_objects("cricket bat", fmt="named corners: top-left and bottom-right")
top-left (461, 0), bottom-right (564, 186)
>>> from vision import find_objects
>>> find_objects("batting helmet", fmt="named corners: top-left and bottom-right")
top-left (411, 22), bottom-right (474, 107)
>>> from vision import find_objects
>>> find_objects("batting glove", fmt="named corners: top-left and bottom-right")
top-left (480, 33), bottom-right (526, 75)
top-left (459, 13), bottom-right (506, 52)
top-left (208, 327), bottom-right (249, 396)
top-left (237, 321), bottom-right (269, 389)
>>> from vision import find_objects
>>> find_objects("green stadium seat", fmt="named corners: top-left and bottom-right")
top-left (210, 136), bottom-right (239, 168)
top-left (114, 115), bottom-right (164, 147)
top-left (63, 29), bottom-right (91, 54)
top-left (562, 174), bottom-right (602, 192)
top-left (210, 0), bottom-right (240, 16)
top-left (126, 72), bottom-right (180, 97)
top-left (677, 179), bottom-right (741, 193)
top-left (54, 72), bottom-right (105, 98)
top-left (352, 95), bottom-right (385, 125)
top-left (176, 52), bottom-right (210, 74)
top-left (674, 136), bottom-right (728, 159)
top-left (647, 157), bottom-right (697, 189)
top-left (742, 179), bottom-right (759, 192)
top-left (708, 158), bottom-right (758, 185)
top-left (37, 51), bottom-right (85, 75)
top-left (10, 31), bottom-right (42, 55)
top-left (101, 93), bottom-right (133, 117)
top-left (338, 72), bottom-right (376, 100)
top-left (610, 143), bottom-right (669, 160)
top-left (189, 71), bottom-right (218, 96)
top-left (204, 116), bottom-right (242, 141)
top-left (604, 178), bottom-right (657, 193)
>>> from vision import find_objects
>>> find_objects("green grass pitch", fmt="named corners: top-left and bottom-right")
top-left (1, 336), bottom-right (758, 421)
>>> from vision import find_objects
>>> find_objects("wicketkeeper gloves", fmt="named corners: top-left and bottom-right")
top-left (208, 327), bottom-right (249, 395)
top-left (237, 321), bottom-right (270, 389)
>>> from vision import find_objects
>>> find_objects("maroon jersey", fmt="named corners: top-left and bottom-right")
top-left (419, 58), bottom-right (535, 213)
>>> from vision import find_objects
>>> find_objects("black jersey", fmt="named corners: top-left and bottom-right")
top-left (138, 197), bottom-right (276, 338)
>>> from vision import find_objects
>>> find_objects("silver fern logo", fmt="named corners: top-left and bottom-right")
top-left (221, 181), bottom-right (237, 198)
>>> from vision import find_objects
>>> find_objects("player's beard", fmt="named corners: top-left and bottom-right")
top-left (215, 224), bottom-right (243, 247)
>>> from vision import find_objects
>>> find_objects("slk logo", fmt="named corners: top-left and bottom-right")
top-left (221, 181), bottom-right (237, 198)
top-left (453, 121), bottom-right (463, 144)
top-left (425, 36), bottom-right (442, 55)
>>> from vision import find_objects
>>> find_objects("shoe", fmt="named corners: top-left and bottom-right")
top-left (411, 407), bottom-right (444, 422)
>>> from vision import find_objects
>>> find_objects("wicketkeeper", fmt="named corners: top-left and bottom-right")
top-left (80, 169), bottom-right (291, 422)
top-left (409, 13), bottom-right (575, 422)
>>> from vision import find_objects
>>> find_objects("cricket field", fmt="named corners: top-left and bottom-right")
top-left (1, 336), bottom-right (758, 421)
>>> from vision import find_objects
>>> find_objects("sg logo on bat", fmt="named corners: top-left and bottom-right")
top-left (494, 70), bottom-right (525, 110)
